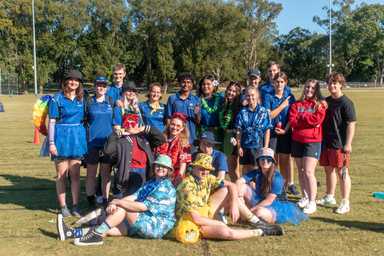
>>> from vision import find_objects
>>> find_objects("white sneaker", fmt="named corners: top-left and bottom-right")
top-left (335, 199), bottom-right (350, 214)
top-left (297, 197), bottom-right (309, 208)
top-left (303, 201), bottom-right (317, 214)
top-left (316, 195), bottom-right (337, 206)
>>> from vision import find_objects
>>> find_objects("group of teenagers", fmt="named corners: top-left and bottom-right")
top-left (48, 62), bottom-right (356, 246)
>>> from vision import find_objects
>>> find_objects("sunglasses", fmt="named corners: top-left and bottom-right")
top-left (258, 156), bottom-right (273, 163)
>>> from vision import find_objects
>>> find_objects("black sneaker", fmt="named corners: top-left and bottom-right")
top-left (74, 229), bottom-right (103, 246)
top-left (57, 214), bottom-right (74, 241)
top-left (249, 220), bottom-right (284, 236)
top-left (287, 184), bottom-right (300, 196)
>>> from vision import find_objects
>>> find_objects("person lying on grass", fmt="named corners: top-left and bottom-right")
top-left (237, 148), bottom-right (308, 225)
top-left (57, 154), bottom-right (176, 246)
top-left (174, 153), bottom-right (283, 241)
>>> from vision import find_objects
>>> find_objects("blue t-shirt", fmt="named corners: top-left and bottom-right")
top-left (139, 101), bottom-right (166, 132)
top-left (234, 105), bottom-right (272, 149)
top-left (242, 169), bottom-right (284, 201)
top-left (260, 82), bottom-right (292, 100)
top-left (262, 90), bottom-right (295, 132)
top-left (192, 149), bottom-right (228, 175)
top-left (165, 92), bottom-right (201, 143)
top-left (49, 92), bottom-right (84, 124)
top-left (106, 83), bottom-right (123, 103)
top-left (87, 96), bottom-right (114, 148)
top-left (200, 93), bottom-right (224, 129)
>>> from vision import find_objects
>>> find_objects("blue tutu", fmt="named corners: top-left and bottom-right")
top-left (55, 123), bottom-right (87, 158)
top-left (266, 200), bottom-right (308, 225)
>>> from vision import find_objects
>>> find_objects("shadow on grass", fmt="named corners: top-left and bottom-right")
top-left (312, 217), bottom-right (384, 233)
top-left (0, 174), bottom-right (57, 213)
top-left (38, 228), bottom-right (58, 240)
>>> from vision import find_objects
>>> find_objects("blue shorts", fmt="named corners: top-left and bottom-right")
top-left (123, 213), bottom-right (175, 239)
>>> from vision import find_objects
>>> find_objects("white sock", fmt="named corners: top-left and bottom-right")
top-left (251, 229), bottom-right (263, 237)
top-left (249, 215), bottom-right (260, 224)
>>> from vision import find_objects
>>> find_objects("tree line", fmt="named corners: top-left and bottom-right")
top-left (0, 0), bottom-right (383, 91)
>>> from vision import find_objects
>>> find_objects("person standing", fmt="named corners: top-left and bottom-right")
top-left (48, 70), bottom-right (87, 217)
top-left (139, 82), bottom-right (166, 132)
top-left (318, 73), bottom-right (356, 214)
top-left (107, 63), bottom-right (126, 103)
top-left (165, 72), bottom-right (200, 144)
top-left (85, 76), bottom-right (114, 208)
top-left (289, 80), bottom-right (327, 214)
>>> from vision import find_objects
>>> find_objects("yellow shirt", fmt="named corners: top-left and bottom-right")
top-left (176, 174), bottom-right (224, 217)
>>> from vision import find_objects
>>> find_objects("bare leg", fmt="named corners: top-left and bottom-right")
top-left (100, 163), bottom-right (112, 200)
top-left (209, 187), bottom-right (229, 217)
top-left (324, 166), bottom-right (337, 196)
top-left (200, 225), bottom-right (261, 240)
top-left (295, 158), bottom-right (306, 197)
top-left (337, 167), bottom-right (351, 200)
top-left (55, 160), bottom-right (69, 207)
top-left (303, 157), bottom-right (318, 202)
top-left (86, 164), bottom-right (98, 197)
top-left (228, 155), bottom-right (240, 182)
top-left (252, 207), bottom-right (275, 224)
top-left (68, 160), bottom-right (81, 205)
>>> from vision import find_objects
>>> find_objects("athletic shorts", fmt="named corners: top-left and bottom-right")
top-left (86, 147), bottom-right (112, 165)
top-left (240, 148), bottom-right (258, 165)
top-left (269, 133), bottom-right (292, 154)
top-left (319, 147), bottom-right (350, 169)
top-left (291, 141), bottom-right (321, 160)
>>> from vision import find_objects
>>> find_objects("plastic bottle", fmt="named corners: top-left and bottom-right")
top-left (372, 192), bottom-right (384, 200)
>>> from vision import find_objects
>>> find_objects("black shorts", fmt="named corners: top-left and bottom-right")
top-left (240, 148), bottom-right (258, 166)
top-left (269, 133), bottom-right (291, 154)
top-left (291, 141), bottom-right (321, 160)
top-left (86, 147), bottom-right (112, 165)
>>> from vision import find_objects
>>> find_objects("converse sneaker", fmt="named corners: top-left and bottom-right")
top-left (335, 199), bottom-right (350, 214)
top-left (303, 201), bottom-right (317, 214)
top-left (316, 195), bottom-right (337, 206)
top-left (297, 197), bottom-right (309, 208)
top-left (57, 214), bottom-right (74, 241)
top-left (248, 219), bottom-right (284, 236)
top-left (74, 229), bottom-right (103, 246)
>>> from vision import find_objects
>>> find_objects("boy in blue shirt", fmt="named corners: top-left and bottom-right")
top-left (165, 72), bottom-right (201, 144)
top-left (259, 61), bottom-right (292, 100)
top-left (106, 63), bottom-right (126, 103)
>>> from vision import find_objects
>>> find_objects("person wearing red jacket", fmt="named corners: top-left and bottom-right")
top-left (155, 112), bottom-right (191, 185)
top-left (289, 80), bottom-right (327, 214)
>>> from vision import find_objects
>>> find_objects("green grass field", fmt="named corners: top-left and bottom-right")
top-left (0, 90), bottom-right (383, 256)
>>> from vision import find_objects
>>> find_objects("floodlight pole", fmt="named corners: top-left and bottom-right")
top-left (329, 0), bottom-right (333, 75)
top-left (32, 0), bottom-right (38, 95)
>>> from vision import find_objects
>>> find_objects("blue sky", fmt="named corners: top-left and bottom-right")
top-left (275, 0), bottom-right (384, 35)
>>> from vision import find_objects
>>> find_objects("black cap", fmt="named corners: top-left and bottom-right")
top-left (64, 69), bottom-right (83, 82)
top-left (194, 131), bottom-right (220, 146)
top-left (122, 81), bottom-right (137, 93)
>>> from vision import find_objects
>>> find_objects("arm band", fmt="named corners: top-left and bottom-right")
top-left (48, 119), bottom-right (56, 145)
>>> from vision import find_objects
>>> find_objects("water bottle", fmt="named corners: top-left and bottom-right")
top-left (372, 192), bottom-right (384, 200)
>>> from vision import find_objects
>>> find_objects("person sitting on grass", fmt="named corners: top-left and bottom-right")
top-left (236, 148), bottom-right (308, 225)
top-left (57, 154), bottom-right (177, 246)
top-left (174, 153), bottom-right (284, 241)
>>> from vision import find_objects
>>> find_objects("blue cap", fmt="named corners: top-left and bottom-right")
top-left (94, 76), bottom-right (108, 85)
top-left (195, 131), bottom-right (220, 145)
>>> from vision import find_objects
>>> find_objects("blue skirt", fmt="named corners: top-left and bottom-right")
top-left (266, 200), bottom-right (308, 225)
top-left (55, 123), bottom-right (87, 158)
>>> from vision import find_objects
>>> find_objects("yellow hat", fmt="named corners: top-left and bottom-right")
top-left (190, 153), bottom-right (215, 171)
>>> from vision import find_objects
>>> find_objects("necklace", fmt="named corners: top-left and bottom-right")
top-left (219, 103), bottom-right (233, 129)
top-left (201, 94), bottom-right (220, 114)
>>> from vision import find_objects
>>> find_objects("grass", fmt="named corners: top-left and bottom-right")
top-left (0, 89), bottom-right (383, 256)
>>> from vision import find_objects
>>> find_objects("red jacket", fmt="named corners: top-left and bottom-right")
top-left (289, 99), bottom-right (326, 143)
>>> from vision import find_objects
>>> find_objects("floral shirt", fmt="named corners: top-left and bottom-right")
top-left (176, 174), bottom-right (224, 217)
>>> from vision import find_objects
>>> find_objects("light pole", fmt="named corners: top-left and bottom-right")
top-left (328, 0), bottom-right (333, 75)
top-left (32, 0), bottom-right (38, 95)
